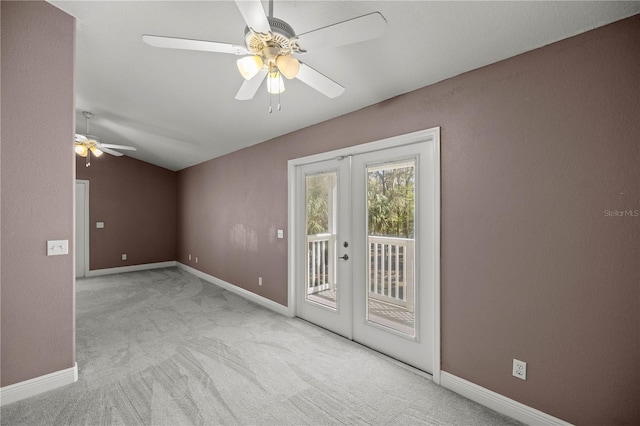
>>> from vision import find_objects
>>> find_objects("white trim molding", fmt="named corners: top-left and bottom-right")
top-left (0, 363), bottom-right (78, 406)
top-left (177, 263), bottom-right (292, 317)
top-left (86, 261), bottom-right (177, 277)
top-left (431, 128), bottom-right (441, 385)
top-left (440, 372), bottom-right (573, 426)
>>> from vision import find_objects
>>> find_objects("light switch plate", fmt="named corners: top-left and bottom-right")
top-left (277, 229), bottom-right (284, 239)
top-left (47, 240), bottom-right (69, 256)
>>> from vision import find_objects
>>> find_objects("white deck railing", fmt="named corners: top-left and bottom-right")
top-left (307, 234), bottom-right (414, 312)
top-left (368, 236), bottom-right (415, 312)
top-left (307, 233), bottom-right (335, 295)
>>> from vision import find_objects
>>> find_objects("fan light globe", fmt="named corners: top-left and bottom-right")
top-left (276, 55), bottom-right (300, 80)
top-left (75, 144), bottom-right (88, 157)
top-left (237, 55), bottom-right (264, 80)
top-left (90, 146), bottom-right (104, 157)
top-left (267, 72), bottom-right (285, 94)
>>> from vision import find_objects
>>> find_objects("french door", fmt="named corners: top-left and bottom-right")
top-left (294, 157), bottom-right (353, 338)
top-left (290, 128), bottom-right (440, 374)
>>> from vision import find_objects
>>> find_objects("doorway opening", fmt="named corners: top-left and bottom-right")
top-left (75, 180), bottom-right (90, 278)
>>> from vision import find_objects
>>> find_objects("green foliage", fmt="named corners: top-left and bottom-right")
top-left (367, 166), bottom-right (414, 238)
top-left (304, 165), bottom-right (415, 238)
top-left (306, 174), bottom-right (331, 235)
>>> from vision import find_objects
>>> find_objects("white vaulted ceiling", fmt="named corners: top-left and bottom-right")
top-left (50, 1), bottom-right (640, 171)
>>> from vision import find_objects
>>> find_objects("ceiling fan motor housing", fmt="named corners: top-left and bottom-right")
top-left (244, 17), bottom-right (296, 57)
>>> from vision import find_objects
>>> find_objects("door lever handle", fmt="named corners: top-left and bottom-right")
top-left (339, 254), bottom-right (349, 261)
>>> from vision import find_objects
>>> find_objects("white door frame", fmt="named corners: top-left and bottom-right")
top-left (75, 180), bottom-right (90, 278)
top-left (287, 127), bottom-right (441, 383)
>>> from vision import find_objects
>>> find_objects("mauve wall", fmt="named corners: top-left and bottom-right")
top-left (177, 141), bottom-right (291, 304)
top-left (76, 154), bottom-right (176, 270)
top-left (1, 1), bottom-right (76, 386)
top-left (178, 15), bottom-right (640, 424)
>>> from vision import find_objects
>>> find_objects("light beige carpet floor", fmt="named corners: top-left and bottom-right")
top-left (1, 267), bottom-right (522, 425)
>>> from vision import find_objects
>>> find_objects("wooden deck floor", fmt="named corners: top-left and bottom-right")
top-left (309, 289), bottom-right (415, 336)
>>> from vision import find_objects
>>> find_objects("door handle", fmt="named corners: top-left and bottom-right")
top-left (339, 254), bottom-right (349, 261)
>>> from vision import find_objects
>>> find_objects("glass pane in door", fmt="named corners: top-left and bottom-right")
top-left (366, 160), bottom-right (416, 336)
top-left (305, 172), bottom-right (337, 309)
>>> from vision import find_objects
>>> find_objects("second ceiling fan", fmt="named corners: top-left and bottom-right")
top-left (143, 0), bottom-right (386, 103)
top-left (75, 111), bottom-right (137, 167)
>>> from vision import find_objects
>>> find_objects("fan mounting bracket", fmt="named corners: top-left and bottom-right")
top-left (244, 16), bottom-right (296, 57)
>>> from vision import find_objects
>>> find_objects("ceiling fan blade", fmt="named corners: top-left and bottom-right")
top-left (75, 134), bottom-right (88, 142)
top-left (235, 68), bottom-right (268, 100)
top-left (142, 35), bottom-right (247, 55)
top-left (296, 63), bottom-right (345, 98)
top-left (296, 12), bottom-right (387, 52)
top-left (234, 0), bottom-right (271, 34)
top-left (100, 143), bottom-right (137, 151)
top-left (100, 147), bottom-right (124, 157)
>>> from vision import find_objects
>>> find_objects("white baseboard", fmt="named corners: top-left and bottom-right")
top-left (177, 263), bottom-right (293, 317)
top-left (86, 261), bottom-right (177, 277)
top-left (0, 362), bottom-right (78, 406)
top-left (440, 372), bottom-right (572, 426)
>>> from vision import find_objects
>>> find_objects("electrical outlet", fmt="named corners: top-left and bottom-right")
top-left (122, 254), bottom-right (127, 261)
top-left (513, 359), bottom-right (527, 380)
top-left (258, 277), bottom-right (263, 286)
top-left (188, 254), bottom-right (191, 260)
top-left (195, 257), bottom-right (198, 263)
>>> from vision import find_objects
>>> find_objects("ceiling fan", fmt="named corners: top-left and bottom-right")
top-left (142, 0), bottom-right (386, 108)
top-left (75, 111), bottom-right (137, 167)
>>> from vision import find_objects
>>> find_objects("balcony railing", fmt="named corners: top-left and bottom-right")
top-left (306, 234), bottom-right (414, 312)
top-left (368, 236), bottom-right (414, 312)
top-left (307, 233), bottom-right (335, 295)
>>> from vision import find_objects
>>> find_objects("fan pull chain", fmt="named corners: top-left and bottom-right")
top-left (268, 77), bottom-right (282, 113)
top-left (269, 93), bottom-right (282, 113)
top-left (86, 150), bottom-right (91, 167)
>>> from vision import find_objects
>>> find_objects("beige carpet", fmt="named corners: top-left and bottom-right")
top-left (1, 267), bottom-right (521, 425)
